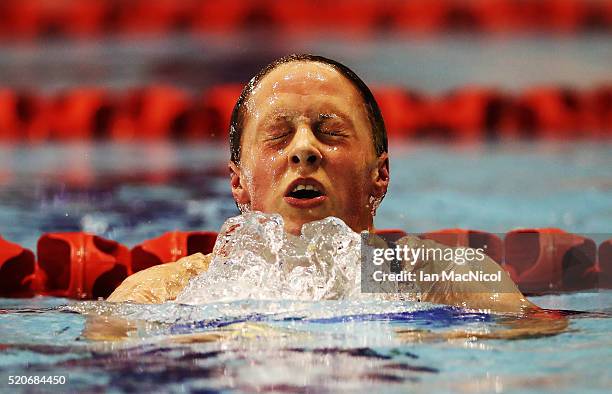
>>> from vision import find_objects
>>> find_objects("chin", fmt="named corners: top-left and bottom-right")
top-left (282, 214), bottom-right (325, 236)
top-left (283, 222), bottom-right (304, 236)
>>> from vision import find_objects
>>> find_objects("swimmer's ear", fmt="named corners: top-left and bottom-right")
top-left (371, 152), bottom-right (390, 198)
top-left (229, 161), bottom-right (250, 205)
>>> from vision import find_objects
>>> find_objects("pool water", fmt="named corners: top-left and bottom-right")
top-left (0, 141), bottom-right (611, 392)
top-left (0, 293), bottom-right (611, 393)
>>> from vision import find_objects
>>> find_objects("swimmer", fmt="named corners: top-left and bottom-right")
top-left (107, 54), bottom-right (538, 314)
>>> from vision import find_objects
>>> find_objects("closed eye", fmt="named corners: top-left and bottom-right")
top-left (315, 122), bottom-right (347, 137)
top-left (320, 129), bottom-right (344, 136)
top-left (266, 125), bottom-right (293, 141)
top-left (268, 131), bottom-right (291, 141)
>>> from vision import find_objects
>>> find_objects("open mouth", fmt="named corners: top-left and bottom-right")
top-left (288, 184), bottom-right (324, 199)
top-left (284, 179), bottom-right (327, 208)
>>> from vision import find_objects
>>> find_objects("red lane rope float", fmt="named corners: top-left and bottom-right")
top-left (111, 85), bottom-right (214, 141)
top-left (504, 228), bottom-right (597, 293)
top-left (200, 84), bottom-right (243, 140)
top-left (472, 0), bottom-right (528, 33)
top-left (210, 84), bottom-right (611, 141)
top-left (131, 231), bottom-right (218, 274)
top-left (1, 0), bottom-right (612, 40)
top-left (49, 88), bottom-right (117, 141)
top-left (0, 236), bottom-right (35, 297)
top-left (372, 86), bottom-right (430, 140)
top-left (419, 229), bottom-right (504, 264)
top-left (1, 229), bottom-right (611, 299)
top-left (1, 84), bottom-right (611, 142)
top-left (0, 90), bottom-right (50, 143)
top-left (35, 233), bottom-right (130, 299)
top-left (0, 0), bottom-right (112, 39)
top-left (510, 86), bottom-right (592, 139)
top-left (598, 239), bottom-right (612, 288)
top-left (536, 0), bottom-right (603, 32)
top-left (117, 86), bottom-right (194, 140)
top-left (588, 85), bottom-right (612, 136)
top-left (113, 0), bottom-right (195, 36)
top-left (61, 0), bottom-right (110, 38)
top-left (394, 0), bottom-right (451, 34)
top-left (271, 0), bottom-right (386, 36)
top-left (191, 0), bottom-right (258, 34)
top-left (429, 87), bottom-right (515, 141)
top-left (0, 0), bottom-right (62, 39)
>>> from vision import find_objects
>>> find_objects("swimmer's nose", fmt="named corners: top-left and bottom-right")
top-left (288, 126), bottom-right (322, 170)
top-left (291, 153), bottom-right (318, 165)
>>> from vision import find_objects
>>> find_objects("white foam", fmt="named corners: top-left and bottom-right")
top-left (175, 212), bottom-right (374, 305)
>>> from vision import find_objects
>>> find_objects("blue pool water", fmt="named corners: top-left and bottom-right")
top-left (0, 293), bottom-right (611, 393)
top-left (1, 141), bottom-right (611, 393)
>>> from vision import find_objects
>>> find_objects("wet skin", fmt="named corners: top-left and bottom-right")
top-left (106, 60), bottom-right (561, 329)
top-left (229, 61), bottom-right (389, 235)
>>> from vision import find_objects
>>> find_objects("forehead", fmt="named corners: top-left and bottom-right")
top-left (247, 61), bottom-right (364, 110)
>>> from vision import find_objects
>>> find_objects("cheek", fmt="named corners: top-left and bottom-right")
top-left (326, 145), bottom-right (370, 172)
top-left (245, 152), bottom-right (286, 197)
top-left (325, 147), bottom-right (372, 196)
top-left (257, 150), bottom-right (285, 180)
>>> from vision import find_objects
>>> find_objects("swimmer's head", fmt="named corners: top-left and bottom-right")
top-left (228, 54), bottom-right (390, 235)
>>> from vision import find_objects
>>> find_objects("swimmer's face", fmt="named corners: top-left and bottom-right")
top-left (229, 61), bottom-right (389, 235)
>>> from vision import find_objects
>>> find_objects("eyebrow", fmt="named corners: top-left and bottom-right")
top-left (315, 111), bottom-right (354, 129)
top-left (257, 106), bottom-right (355, 128)
top-left (259, 110), bottom-right (297, 125)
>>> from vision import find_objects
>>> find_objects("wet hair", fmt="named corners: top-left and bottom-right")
top-left (229, 54), bottom-right (388, 164)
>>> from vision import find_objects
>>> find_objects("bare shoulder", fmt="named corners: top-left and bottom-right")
top-left (106, 252), bottom-right (212, 304)
top-left (395, 235), bottom-right (538, 313)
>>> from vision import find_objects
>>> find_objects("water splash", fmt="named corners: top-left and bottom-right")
top-left (237, 202), bottom-right (251, 214)
top-left (368, 195), bottom-right (383, 217)
top-left (175, 212), bottom-right (368, 304)
top-left (66, 299), bottom-right (435, 325)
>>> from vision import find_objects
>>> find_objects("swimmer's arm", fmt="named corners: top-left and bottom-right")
top-left (397, 311), bottom-right (569, 342)
top-left (396, 236), bottom-right (539, 314)
top-left (106, 252), bottom-right (212, 304)
top-left (81, 315), bottom-right (138, 341)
